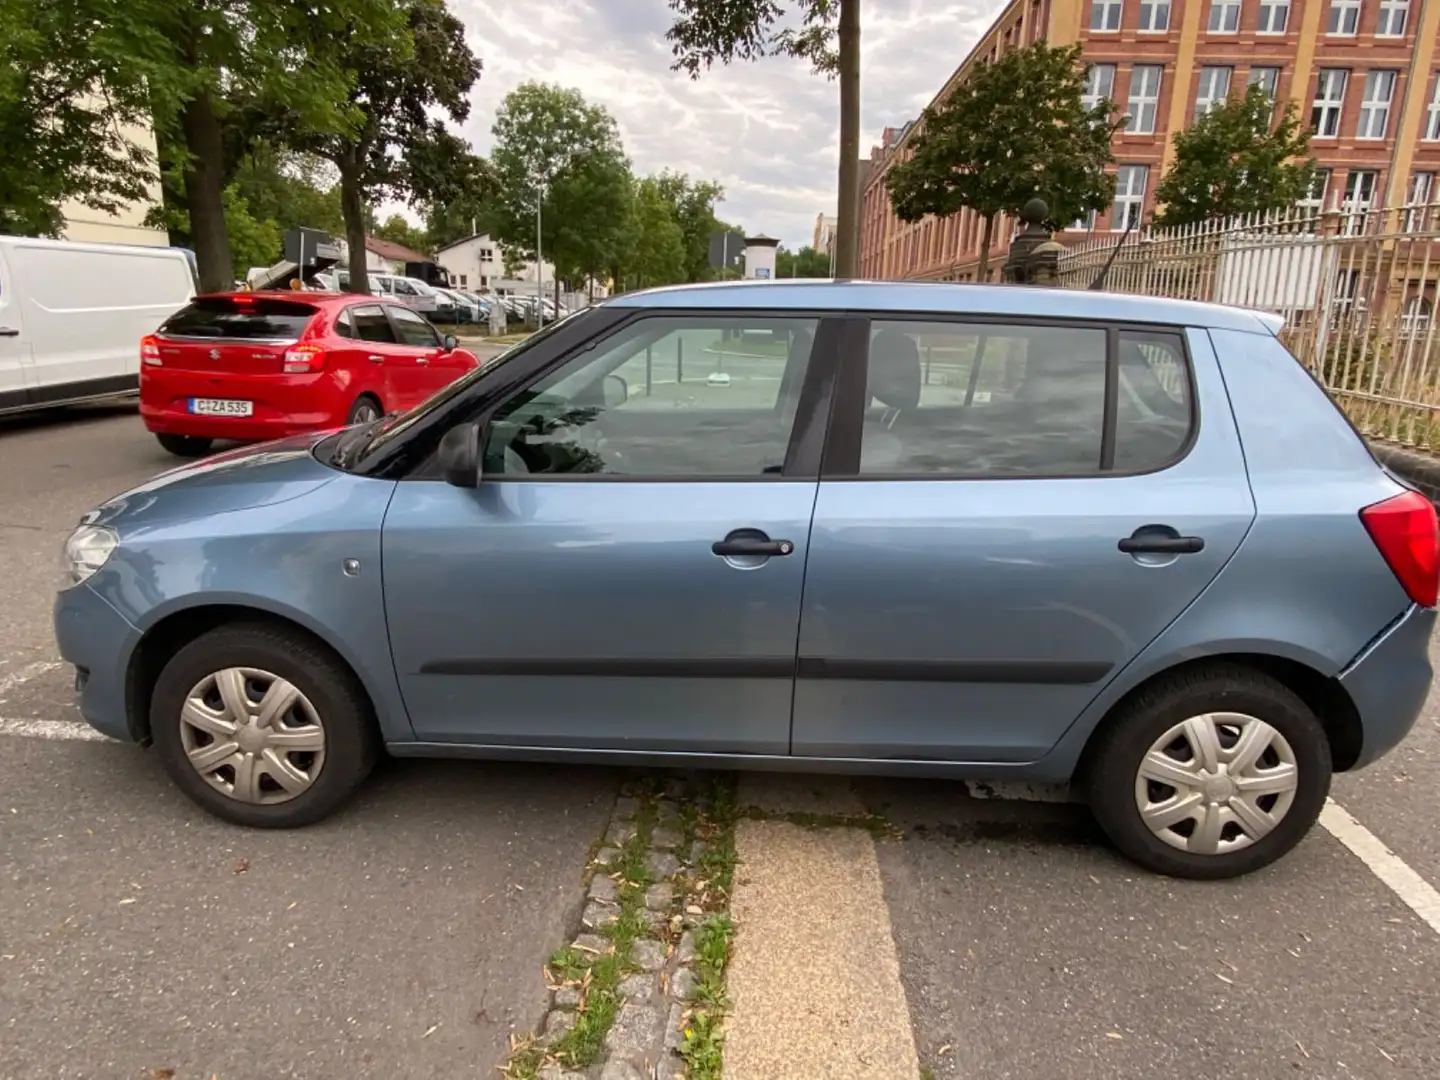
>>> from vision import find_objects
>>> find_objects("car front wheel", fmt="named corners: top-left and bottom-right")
top-left (149, 623), bottom-right (379, 827)
top-left (1086, 665), bottom-right (1331, 880)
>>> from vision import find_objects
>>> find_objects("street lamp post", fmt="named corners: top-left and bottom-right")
top-left (534, 176), bottom-right (545, 329)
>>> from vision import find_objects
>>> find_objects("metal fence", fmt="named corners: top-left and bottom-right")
top-left (1055, 195), bottom-right (1440, 450)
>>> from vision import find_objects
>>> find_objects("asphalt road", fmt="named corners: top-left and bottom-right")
top-left (4, 394), bottom-right (1440, 1079)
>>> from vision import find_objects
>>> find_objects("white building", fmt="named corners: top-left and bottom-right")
top-left (437, 233), bottom-right (524, 292)
top-left (59, 110), bottom-right (168, 248)
top-left (743, 235), bottom-right (779, 280)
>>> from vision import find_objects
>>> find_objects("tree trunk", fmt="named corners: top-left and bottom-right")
top-left (976, 213), bottom-right (995, 281)
top-left (178, 87), bottom-right (233, 293)
top-left (339, 157), bottom-right (370, 295)
top-left (833, 0), bottom-right (861, 279)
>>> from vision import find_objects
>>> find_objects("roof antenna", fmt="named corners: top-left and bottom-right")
top-left (1089, 211), bottom-right (1139, 291)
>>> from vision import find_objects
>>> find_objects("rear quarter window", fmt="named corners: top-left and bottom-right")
top-left (158, 296), bottom-right (318, 340)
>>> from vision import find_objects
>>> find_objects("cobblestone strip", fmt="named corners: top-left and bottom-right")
top-left (505, 774), bottom-right (738, 1080)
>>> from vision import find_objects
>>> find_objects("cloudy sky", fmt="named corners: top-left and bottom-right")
top-left (449, 0), bottom-right (1005, 250)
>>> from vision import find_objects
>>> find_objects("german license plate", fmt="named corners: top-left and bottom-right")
top-left (189, 398), bottom-right (253, 417)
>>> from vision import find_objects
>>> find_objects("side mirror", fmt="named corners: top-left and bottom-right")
top-left (443, 333), bottom-right (458, 352)
top-left (437, 421), bottom-right (481, 488)
top-left (603, 374), bottom-right (629, 408)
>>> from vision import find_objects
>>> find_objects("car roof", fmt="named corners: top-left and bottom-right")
top-left (601, 279), bottom-right (1280, 334)
top-left (196, 290), bottom-right (403, 309)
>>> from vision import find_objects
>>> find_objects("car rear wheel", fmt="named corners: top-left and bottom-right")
top-left (149, 623), bottom-right (379, 828)
top-left (346, 394), bottom-right (382, 425)
top-left (156, 434), bottom-right (213, 458)
top-left (1085, 665), bottom-right (1330, 880)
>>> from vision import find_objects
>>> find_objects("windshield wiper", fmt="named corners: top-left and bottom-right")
top-left (330, 420), bottom-right (382, 470)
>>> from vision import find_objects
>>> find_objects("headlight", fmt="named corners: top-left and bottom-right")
top-left (61, 525), bottom-right (118, 587)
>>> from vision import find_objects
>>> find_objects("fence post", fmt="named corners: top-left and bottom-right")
top-left (1003, 198), bottom-right (1064, 286)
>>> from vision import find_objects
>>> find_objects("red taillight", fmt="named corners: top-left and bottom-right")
top-left (1361, 490), bottom-right (1439, 608)
top-left (140, 335), bottom-right (161, 366)
top-left (283, 345), bottom-right (326, 374)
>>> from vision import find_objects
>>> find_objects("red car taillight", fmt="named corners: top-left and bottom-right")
top-left (140, 335), bottom-right (161, 366)
top-left (283, 345), bottom-right (326, 374)
top-left (1361, 490), bottom-right (1440, 608)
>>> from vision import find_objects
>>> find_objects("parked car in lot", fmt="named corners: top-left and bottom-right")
top-left (138, 291), bottom-right (478, 456)
top-left (1, 234), bottom-right (195, 414)
top-left (434, 287), bottom-right (481, 324)
top-left (59, 281), bottom-right (1436, 879)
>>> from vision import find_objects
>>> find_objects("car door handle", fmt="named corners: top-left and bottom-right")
top-left (416, 356), bottom-right (429, 365)
top-left (0, 326), bottom-right (18, 337)
top-left (1118, 533), bottom-right (1205, 555)
top-left (712, 537), bottom-right (794, 558)
top-left (368, 354), bottom-right (385, 363)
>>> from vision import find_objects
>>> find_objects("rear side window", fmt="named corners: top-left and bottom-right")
top-left (159, 296), bottom-right (316, 340)
top-left (335, 310), bottom-right (354, 338)
top-left (854, 320), bottom-right (1193, 478)
top-left (352, 305), bottom-right (397, 344)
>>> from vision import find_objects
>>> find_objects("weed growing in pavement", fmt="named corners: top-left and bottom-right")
top-left (678, 779), bottom-right (740, 1079)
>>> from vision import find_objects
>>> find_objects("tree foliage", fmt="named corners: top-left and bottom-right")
top-left (372, 213), bottom-right (431, 254)
top-left (886, 42), bottom-right (1123, 277)
top-left (619, 177), bottom-right (688, 290)
top-left (650, 172), bottom-right (728, 283)
top-left (665, 0), bottom-right (862, 277)
top-left (489, 83), bottom-right (634, 297)
top-left (776, 244), bottom-right (832, 278)
top-left (1154, 84), bottom-right (1316, 228)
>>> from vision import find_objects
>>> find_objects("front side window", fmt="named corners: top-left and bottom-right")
top-left (854, 322), bottom-right (1192, 478)
top-left (1327, 0), bottom-right (1360, 34)
top-left (1377, 0), bottom-right (1409, 35)
top-left (1114, 164), bottom-right (1149, 229)
top-left (1127, 65), bottom-right (1163, 133)
top-left (390, 306), bottom-right (442, 347)
top-left (1090, 0), bottom-right (1122, 30)
top-left (1208, 0), bottom-right (1240, 31)
top-left (1083, 64), bottom-right (1116, 110)
top-left (1312, 69), bottom-right (1348, 137)
top-left (1257, 0), bottom-right (1290, 32)
top-left (1196, 66), bottom-right (1233, 117)
top-left (483, 316), bottom-right (820, 478)
top-left (1358, 71), bottom-right (1396, 140)
top-left (1138, 0), bottom-right (1170, 30)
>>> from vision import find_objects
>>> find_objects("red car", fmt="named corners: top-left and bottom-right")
top-left (140, 291), bottom-right (480, 457)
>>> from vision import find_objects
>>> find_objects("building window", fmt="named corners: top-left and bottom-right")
top-left (1327, 0), bottom-right (1360, 34)
top-left (1257, 0), bottom-right (1290, 32)
top-left (1377, 0), bottom-right (1408, 35)
top-left (1426, 74), bottom-right (1440, 140)
top-left (1248, 66), bottom-right (1281, 102)
top-left (1114, 165), bottom-right (1148, 230)
top-left (1208, 0), bottom-right (1241, 31)
top-left (1083, 63), bottom-right (1116, 109)
top-left (1312, 70), bottom-right (1348, 137)
top-left (1090, 0), bottom-right (1122, 31)
top-left (1357, 71), bottom-right (1396, 140)
top-left (1405, 172), bottom-right (1434, 230)
top-left (1127, 66), bottom-right (1162, 134)
top-left (459, 274), bottom-right (467, 287)
top-left (1298, 170), bottom-right (1330, 227)
top-left (1342, 170), bottom-right (1378, 234)
top-left (1195, 67), bottom-right (1232, 118)
top-left (1138, 0), bottom-right (1170, 31)
top-left (1070, 209), bottom-right (1099, 231)
top-left (480, 248), bottom-right (494, 261)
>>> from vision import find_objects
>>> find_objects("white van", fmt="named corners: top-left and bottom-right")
top-left (0, 235), bottom-right (197, 414)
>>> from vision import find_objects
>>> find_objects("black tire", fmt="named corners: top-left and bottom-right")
top-left (1085, 664), bottom-right (1331, 880)
top-left (149, 622), bottom-right (380, 828)
top-left (156, 433), bottom-right (213, 458)
top-left (346, 394), bottom-right (383, 425)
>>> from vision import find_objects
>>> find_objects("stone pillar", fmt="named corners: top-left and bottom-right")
top-left (1002, 198), bottom-right (1062, 286)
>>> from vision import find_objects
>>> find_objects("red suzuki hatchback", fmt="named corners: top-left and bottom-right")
top-left (139, 291), bottom-right (480, 457)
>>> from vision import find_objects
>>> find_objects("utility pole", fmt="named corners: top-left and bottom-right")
top-left (534, 175), bottom-right (545, 328)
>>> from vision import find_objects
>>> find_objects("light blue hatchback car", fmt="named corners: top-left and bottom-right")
top-left (55, 281), bottom-right (1438, 878)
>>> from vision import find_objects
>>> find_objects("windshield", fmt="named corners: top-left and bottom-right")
top-left (338, 305), bottom-right (598, 468)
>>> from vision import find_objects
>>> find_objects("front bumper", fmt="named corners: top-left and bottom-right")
top-left (1340, 603), bottom-right (1438, 769)
top-left (53, 583), bottom-right (143, 743)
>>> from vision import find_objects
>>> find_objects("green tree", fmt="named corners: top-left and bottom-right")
top-left (373, 213), bottom-right (431, 254)
top-left (776, 244), bottom-right (832, 278)
top-left (1154, 84), bottom-right (1315, 228)
top-left (651, 172), bottom-right (728, 282)
top-left (886, 41), bottom-right (1123, 279)
top-left (222, 187), bottom-right (284, 275)
top-left (0, 0), bottom-right (172, 237)
top-left (666, 0), bottom-right (862, 277)
top-left (621, 176), bottom-right (688, 289)
top-left (490, 83), bottom-right (634, 303)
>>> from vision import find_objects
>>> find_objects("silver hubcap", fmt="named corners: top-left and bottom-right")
top-left (1134, 712), bottom-right (1299, 855)
top-left (179, 668), bottom-right (326, 805)
top-left (352, 403), bottom-right (378, 424)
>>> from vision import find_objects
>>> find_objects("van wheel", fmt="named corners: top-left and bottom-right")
top-left (149, 623), bottom-right (379, 828)
top-left (1085, 665), bottom-right (1330, 880)
top-left (346, 395), bottom-right (382, 425)
top-left (156, 434), bottom-right (213, 457)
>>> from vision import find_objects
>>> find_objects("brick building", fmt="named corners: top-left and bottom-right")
top-left (859, 0), bottom-right (1440, 281)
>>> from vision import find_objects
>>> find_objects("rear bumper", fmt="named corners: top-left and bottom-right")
top-left (53, 582), bottom-right (142, 743)
top-left (139, 366), bottom-right (348, 440)
top-left (1341, 603), bottom-right (1437, 769)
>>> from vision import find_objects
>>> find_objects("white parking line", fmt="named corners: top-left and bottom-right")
top-left (0, 660), bottom-right (62, 701)
top-left (0, 717), bottom-right (111, 742)
top-left (1319, 798), bottom-right (1440, 935)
